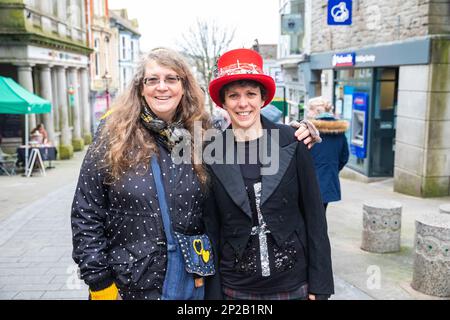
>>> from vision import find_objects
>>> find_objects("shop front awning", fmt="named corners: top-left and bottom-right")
top-left (277, 54), bottom-right (309, 68)
top-left (0, 76), bottom-right (51, 114)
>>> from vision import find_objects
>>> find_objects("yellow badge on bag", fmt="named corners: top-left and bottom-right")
top-left (192, 239), bottom-right (210, 263)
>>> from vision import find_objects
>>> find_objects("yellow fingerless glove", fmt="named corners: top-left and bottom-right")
top-left (89, 283), bottom-right (119, 300)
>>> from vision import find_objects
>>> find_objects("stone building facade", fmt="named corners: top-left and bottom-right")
top-left (109, 9), bottom-right (141, 93)
top-left (0, 0), bottom-right (93, 159)
top-left (304, 0), bottom-right (450, 197)
top-left (86, 0), bottom-right (119, 129)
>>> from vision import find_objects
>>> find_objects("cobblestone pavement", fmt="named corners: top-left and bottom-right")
top-left (0, 182), bottom-right (88, 299)
top-left (1, 150), bottom-right (449, 300)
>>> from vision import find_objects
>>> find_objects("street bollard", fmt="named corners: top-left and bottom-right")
top-left (411, 213), bottom-right (450, 297)
top-left (361, 200), bottom-right (402, 253)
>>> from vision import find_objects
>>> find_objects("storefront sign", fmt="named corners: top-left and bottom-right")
top-left (28, 46), bottom-right (89, 65)
top-left (310, 38), bottom-right (431, 70)
top-left (332, 53), bottom-right (355, 67)
top-left (328, 0), bottom-right (352, 25)
top-left (356, 54), bottom-right (376, 64)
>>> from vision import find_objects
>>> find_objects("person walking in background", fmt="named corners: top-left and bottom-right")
top-left (306, 97), bottom-right (349, 213)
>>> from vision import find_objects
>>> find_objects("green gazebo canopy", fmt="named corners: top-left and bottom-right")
top-left (0, 76), bottom-right (51, 114)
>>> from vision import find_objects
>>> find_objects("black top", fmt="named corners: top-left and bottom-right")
top-left (219, 137), bottom-right (308, 294)
top-left (204, 116), bottom-right (334, 300)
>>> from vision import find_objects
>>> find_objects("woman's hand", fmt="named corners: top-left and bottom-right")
top-left (290, 120), bottom-right (322, 149)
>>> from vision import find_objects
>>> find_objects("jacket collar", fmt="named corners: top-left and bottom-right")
top-left (209, 116), bottom-right (297, 218)
top-left (310, 118), bottom-right (349, 134)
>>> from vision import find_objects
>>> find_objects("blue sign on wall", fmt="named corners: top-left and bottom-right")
top-left (327, 0), bottom-right (352, 26)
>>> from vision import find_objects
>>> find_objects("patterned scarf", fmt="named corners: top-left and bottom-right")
top-left (140, 103), bottom-right (189, 151)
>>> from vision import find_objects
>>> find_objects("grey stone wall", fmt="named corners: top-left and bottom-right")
top-left (394, 37), bottom-right (450, 197)
top-left (311, 0), bottom-right (449, 53)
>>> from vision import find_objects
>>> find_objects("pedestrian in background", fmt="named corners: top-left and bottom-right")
top-left (204, 48), bottom-right (334, 300)
top-left (71, 47), bottom-right (319, 300)
top-left (30, 123), bottom-right (49, 145)
top-left (307, 96), bottom-right (349, 213)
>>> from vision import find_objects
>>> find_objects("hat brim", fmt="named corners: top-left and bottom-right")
top-left (209, 74), bottom-right (276, 108)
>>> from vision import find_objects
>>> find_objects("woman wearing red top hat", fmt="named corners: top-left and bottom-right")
top-left (204, 48), bottom-right (334, 300)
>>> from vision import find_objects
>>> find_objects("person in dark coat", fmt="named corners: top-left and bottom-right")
top-left (204, 49), bottom-right (334, 300)
top-left (71, 48), bottom-right (212, 300)
top-left (307, 97), bottom-right (349, 213)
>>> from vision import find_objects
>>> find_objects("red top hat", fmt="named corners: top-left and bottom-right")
top-left (208, 48), bottom-right (276, 108)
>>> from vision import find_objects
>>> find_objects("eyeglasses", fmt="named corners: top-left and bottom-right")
top-left (143, 75), bottom-right (181, 87)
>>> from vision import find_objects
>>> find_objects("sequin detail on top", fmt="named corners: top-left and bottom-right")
top-left (234, 238), bottom-right (258, 275)
top-left (272, 236), bottom-right (297, 272)
top-left (251, 182), bottom-right (271, 277)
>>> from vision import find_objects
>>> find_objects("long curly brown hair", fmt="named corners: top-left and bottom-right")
top-left (97, 48), bottom-right (212, 185)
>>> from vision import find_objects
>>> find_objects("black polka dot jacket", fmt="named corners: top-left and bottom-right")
top-left (71, 133), bottom-right (206, 300)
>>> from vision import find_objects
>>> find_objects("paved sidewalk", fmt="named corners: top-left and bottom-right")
top-left (0, 181), bottom-right (88, 299)
top-left (328, 178), bottom-right (450, 300)
top-left (0, 149), bottom-right (449, 300)
top-left (0, 150), bottom-right (86, 221)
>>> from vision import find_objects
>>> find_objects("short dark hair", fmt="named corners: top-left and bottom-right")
top-left (219, 80), bottom-right (267, 104)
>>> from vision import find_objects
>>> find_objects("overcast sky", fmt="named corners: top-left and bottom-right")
top-left (108, 0), bottom-right (280, 52)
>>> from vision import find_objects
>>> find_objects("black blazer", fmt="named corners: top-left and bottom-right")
top-left (204, 116), bottom-right (334, 299)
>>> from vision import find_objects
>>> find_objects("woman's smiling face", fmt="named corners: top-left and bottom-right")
top-left (141, 61), bottom-right (184, 122)
top-left (222, 83), bottom-right (265, 131)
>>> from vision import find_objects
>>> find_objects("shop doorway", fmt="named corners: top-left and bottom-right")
top-left (333, 67), bottom-right (398, 177)
top-left (370, 68), bottom-right (398, 176)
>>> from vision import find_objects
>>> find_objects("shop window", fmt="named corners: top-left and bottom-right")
top-left (94, 39), bottom-right (100, 77)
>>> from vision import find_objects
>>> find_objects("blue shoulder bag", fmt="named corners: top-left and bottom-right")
top-left (151, 157), bottom-right (214, 300)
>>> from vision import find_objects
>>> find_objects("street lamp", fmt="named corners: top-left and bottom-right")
top-left (102, 71), bottom-right (112, 111)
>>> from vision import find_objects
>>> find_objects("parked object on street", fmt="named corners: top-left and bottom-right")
top-left (361, 200), bottom-right (402, 253)
top-left (0, 146), bottom-right (17, 176)
top-left (411, 213), bottom-right (450, 297)
top-left (439, 204), bottom-right (450, 215)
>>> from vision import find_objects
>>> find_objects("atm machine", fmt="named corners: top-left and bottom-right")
top-left (350, 92), bottom-right (368, 159)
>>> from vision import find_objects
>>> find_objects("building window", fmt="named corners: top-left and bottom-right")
top-left (26, 0), bottom-right (36, 8)
top-left (51, 0), bottom-right (58, 17)
top-left (94, 0), bottom-right (103, 16)
top-left (123, 68), bottom-right (127, 90)
top-left (94, 38), bottom-right (100, 77)
top-left (131, 40), bottom-right (134, 61)
top-left (122, 36), bottom-right (126, 60)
